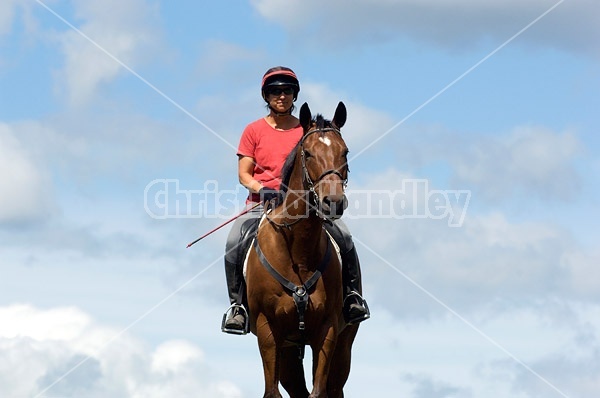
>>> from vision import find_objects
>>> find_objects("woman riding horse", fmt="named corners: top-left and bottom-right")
top-left (222, 66), bottom-right (369, 334)
top-left (246, 101), bottom-right (362, 397)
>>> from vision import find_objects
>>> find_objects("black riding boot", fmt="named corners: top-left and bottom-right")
top-left (221, 259), bottom-right (248, 335)
top-left (341, 246), bottom-right (370, 324)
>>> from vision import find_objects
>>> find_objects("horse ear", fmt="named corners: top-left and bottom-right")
top-left (299, 102), bottom-right (311, 132)
top-left (332, 101), bottom-right (347, 129)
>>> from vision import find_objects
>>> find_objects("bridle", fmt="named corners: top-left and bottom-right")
top-left (265, 126), bottom-right (349, 229)
top-left (300, 127), bottom-right (348, 218)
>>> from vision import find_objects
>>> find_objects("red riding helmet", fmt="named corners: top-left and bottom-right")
top-left (261, 66), bottom-right (300, 101)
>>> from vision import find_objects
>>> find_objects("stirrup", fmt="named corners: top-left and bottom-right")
top-left (221, 304), bottom-right (249, 335)
top-left (343, 291), bottom-right (371, 325)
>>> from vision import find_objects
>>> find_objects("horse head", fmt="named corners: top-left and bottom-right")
top-left (299, 101), bottom-right (349, 220)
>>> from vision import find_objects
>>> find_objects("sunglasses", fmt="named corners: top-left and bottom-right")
top-left (268, 87), bottom-right (295, 96)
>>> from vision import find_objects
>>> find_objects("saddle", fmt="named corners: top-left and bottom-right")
top-left (238, 216), bottom-right (261, 274)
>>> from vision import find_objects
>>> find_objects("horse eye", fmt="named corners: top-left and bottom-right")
top-left (304, 150), bottom-right (312, 158)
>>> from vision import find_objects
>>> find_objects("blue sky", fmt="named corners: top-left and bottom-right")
top-left (1, 0), bottom-right (599, 397)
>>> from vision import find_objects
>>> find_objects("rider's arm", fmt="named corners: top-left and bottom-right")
top-left (238, 155), bottom-right (262, 193)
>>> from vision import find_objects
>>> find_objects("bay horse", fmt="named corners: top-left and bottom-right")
top-left (245, 102), bottom-right (360, 398)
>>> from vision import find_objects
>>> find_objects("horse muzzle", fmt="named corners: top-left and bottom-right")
top-left (319, 194), bottom-right (348, 219)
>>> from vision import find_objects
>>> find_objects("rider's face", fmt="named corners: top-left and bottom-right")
top-left (267, 86), bottom-right (294, 112)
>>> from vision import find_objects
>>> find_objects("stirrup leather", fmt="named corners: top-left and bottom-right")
top-left (221, 304), bottom-right (249, 335)
top-left (343, 291), bottom-right (371, 325)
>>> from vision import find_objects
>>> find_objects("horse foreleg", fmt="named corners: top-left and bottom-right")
top-left (280, 345), bottom-right (310, 398)
top-left (256, 313), bottom-right (283, 398)
top-left (326, 324), bottom-right (359, 398)
top-left (309, 324), bottom-right (338, 398)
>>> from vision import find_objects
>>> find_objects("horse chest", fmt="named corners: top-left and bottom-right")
top-left (267, 266), bottom-right (328, 316)
top-left (293, 262), bottom-right (311, 275)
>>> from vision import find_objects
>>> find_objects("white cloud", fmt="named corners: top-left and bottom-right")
top-left (56, 0), bottom-right (162, 106)
top-left (402, 373), bottom-right (467, 398)
top-left (562, 248), bottom-right (600, 300)
top-left (2, 111), bottom-right (197, 192)
top-left (0, 0), bottom-right (38, 41)
top-left (376, 123), bottom-right (582, 202)
top-left (0, 304), bottom-right (242, 398)
top-left (300, 82), bottom-right (396, 150)
top-left (449, 126), bottom-right (581, 201)
top-left (352, 302), bottom-right (600, 397)
top-left (347, 167), bottom-right (597, 319)
top-left (150, 340), bottom-right (203, 375)
top-left (251, 0), bottom-right (600, 56)
top-left (1, 300), bottom-right (596, 398)
top-left (196, 39), bottom-right (265, 81)
top-left (0, 123), bottom-right (54, 224)
top-left (0, 0), bottom-right (18, 36)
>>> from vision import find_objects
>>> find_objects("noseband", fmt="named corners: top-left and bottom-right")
top-left (300, 127), bottom-right (348, 215)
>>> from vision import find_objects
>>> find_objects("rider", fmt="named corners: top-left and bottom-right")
top-left (222, 66), bottom-right (370, 334)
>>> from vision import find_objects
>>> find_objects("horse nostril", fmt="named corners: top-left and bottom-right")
top-left (321, 195), bottom-right (347, 216)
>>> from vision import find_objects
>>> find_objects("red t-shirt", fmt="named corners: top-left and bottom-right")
top-left (237, 118), bottom-right (303, 202)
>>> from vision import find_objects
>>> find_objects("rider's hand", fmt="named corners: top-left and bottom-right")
top-left (259, 187), bottom-right (282, 204)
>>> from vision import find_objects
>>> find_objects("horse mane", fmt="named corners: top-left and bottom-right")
top-left (278, 114), bottom-right (332, 198)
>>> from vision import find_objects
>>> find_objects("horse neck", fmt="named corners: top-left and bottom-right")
top-left (272, 153), bottom-right (325, 264)
top-left (278, 201), bottom-right (324, 270)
